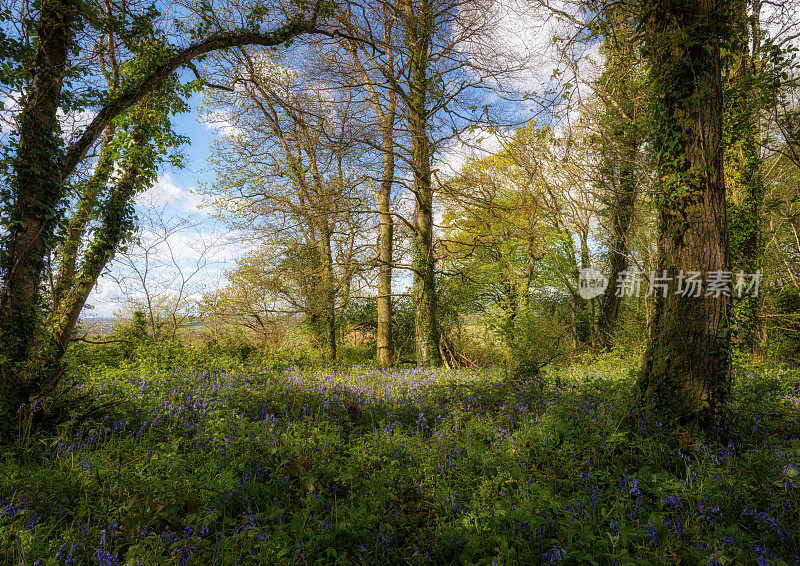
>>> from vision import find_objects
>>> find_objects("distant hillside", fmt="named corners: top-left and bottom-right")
top-left (77, 318), bottom-right (116, 336)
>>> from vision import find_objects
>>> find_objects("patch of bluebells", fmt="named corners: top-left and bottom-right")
top-left (742, 506), bottom-right (791, 542)
top-left (95, 530), bottom-right (118, 566)
top-left (642, 521), bottom-right (658, 547)
top-left (543, 544), bottom-right (565, 564)
top-left (2, 362), bottom-right (799, 563)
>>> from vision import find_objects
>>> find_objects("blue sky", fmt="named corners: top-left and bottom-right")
top-left (87, 91), bottom-right (234, 317)
top-left (164, 92), bottom-right (218, 192)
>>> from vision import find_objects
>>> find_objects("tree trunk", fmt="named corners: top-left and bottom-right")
top-left (48, 127), bottom-right (145, 356)
top-left (412, 195), bottom-right (440, 366)
top-left (52, 127), bottom-right (116, 309)
top-left (320, 224), bottom-right (337, 361)
top-left (405, 0), bottom-right (440, 367)
top-left (725, 0), bottom-right (765, 360)
top-left (570, 295), bottom-right (580, 349)
top-left (376, 124), bottom-right (395, 367)
top-left (0, 0), bottom-right (74, 394)
top-left (636, 0), bottom-right (731, 430)
top-left (598, 136), bottom-right (639, 350)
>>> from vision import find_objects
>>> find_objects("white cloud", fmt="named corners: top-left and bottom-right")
top-left (138, 173), bottom-right (208, 215)
top-left (464, 0), bottom-right (601, 102)
top-left (0, 94), bottom-right (21, 134)
top-left (1, 91), bottom-right (98, 140)
top-left (436, 126), bottom-right (506, 176)
top-left (202, 108), bottom-right (243, 137)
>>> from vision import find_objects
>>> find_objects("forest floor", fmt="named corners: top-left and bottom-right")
top-left (1, 354), bottom-right (799, 565)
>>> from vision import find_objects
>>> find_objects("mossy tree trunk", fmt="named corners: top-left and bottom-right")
top-left (320, 224), bottom-right (337, 361)
top-left (335, 4), bottom-right (401, 367)
top-left (0, 0), bottom-right (74, 389)
top-left (725, 0), bottom-right (765, 360)
top-left (49, 126), bottom-right (146, 355)
top-left (376, 120), bottom-right (395, 366)
top-left (636, 0), bottom-right (732, 430)
top-left (404, 0), bottom-right (441, 367)
top-left (51, 127), bottom-right (116, 310)
top-left (0, 2), bottom-right (322, 437)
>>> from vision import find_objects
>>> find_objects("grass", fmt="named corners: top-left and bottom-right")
top-left (1, 353), bottom-right (798, 565)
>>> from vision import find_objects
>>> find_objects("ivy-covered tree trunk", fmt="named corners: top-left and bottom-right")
top-left (636, 0), bottom-right (732, 430)
top-left (598, 135), bottom-right (638, 350)
top-left (320, 225), bottom-right (337, 361)
top-left (725, 0), bottom-right (765, 360)
top-left (51, 127), bottom-right (116, 309)
top-left (0, 0), bottom-right (74, 401)
top-left (412, 182), bottom-right (440, 366)
top-left (405, 0), bottom-right (441, 367)
top-left (48, 127), bottom-right (145, 355)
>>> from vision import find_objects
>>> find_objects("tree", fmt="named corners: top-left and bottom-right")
top-left (590, 16), bottom-right (647, 351)
top-left (106, 200), bottom-right (221, 341)
top-left (201, 252), bottom-right (288, 346)
top-left (202, 50), bottom-right (373, 360)
top-left (327, 0), bottom-right (403, 366)
top-left (0, 0), bottom-right (332, 433)
top-left (723, 0), bottom-right (766, 359)
top-left (635, 0), bottom-right (733, 429)
top-left (441, 123), bottom-right (599, 356)
top-left (440, 141), bottom-right (548, 355)
top-left (395, 0), bottom-right (525, 365)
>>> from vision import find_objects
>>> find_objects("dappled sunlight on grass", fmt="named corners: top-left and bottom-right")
top-left (1, 357), bottom-right (798, 564)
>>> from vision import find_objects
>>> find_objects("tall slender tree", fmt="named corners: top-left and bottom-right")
top-left (326, 0), bottom-right (403, 366)
top-left (202, 51), bottom-right (372, 360)
top-left (592, 18), bottom-right (646, 351)
top-left (724, 0), bottom-right (766, 359)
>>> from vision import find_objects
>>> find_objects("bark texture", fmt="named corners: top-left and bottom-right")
top-left (636, 0), bottom-right (732, 429)
top-left (0, 0), bottom-right (74, 382)
top-left (404, 0), bottom-right (440, 366)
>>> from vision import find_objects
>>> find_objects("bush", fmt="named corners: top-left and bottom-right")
top-left (507, 307), bottom-right (573, 372)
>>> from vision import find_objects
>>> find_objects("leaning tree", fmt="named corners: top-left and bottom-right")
top-left (0, 0), bottom-right (339, 435)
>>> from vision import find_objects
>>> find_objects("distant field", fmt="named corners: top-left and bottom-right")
top-left (77, 318), bottom-right (205, 338)
top-left (77, 318), bottom-right (116, 336)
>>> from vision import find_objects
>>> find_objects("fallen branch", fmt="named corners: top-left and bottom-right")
top-left (71, 336), bottom-right (132, 345)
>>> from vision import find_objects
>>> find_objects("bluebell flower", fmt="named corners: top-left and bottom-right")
top-left (95, 530), bottom-right (119, 566)
top-left (642, 521), bottom-right (658, 547)
top-left (542, 544), bottom-right (565, 564)
top-left (609, 520), bottom-right (619, 536)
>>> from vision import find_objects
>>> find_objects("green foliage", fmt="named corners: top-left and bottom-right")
top-left (391, 296), bottom-right (417, 361)
top-left (764, 285), bottom-right (800, 360)
top-left (197, 326), bottom-right (257, 363)
top-left (1, 356), bottom-right (798, 564)
top-left (506, 307), bottom-right (572, 377)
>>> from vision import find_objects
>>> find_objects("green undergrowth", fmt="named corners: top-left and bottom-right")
top-left (1, 354), bottom-right (798, 565)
